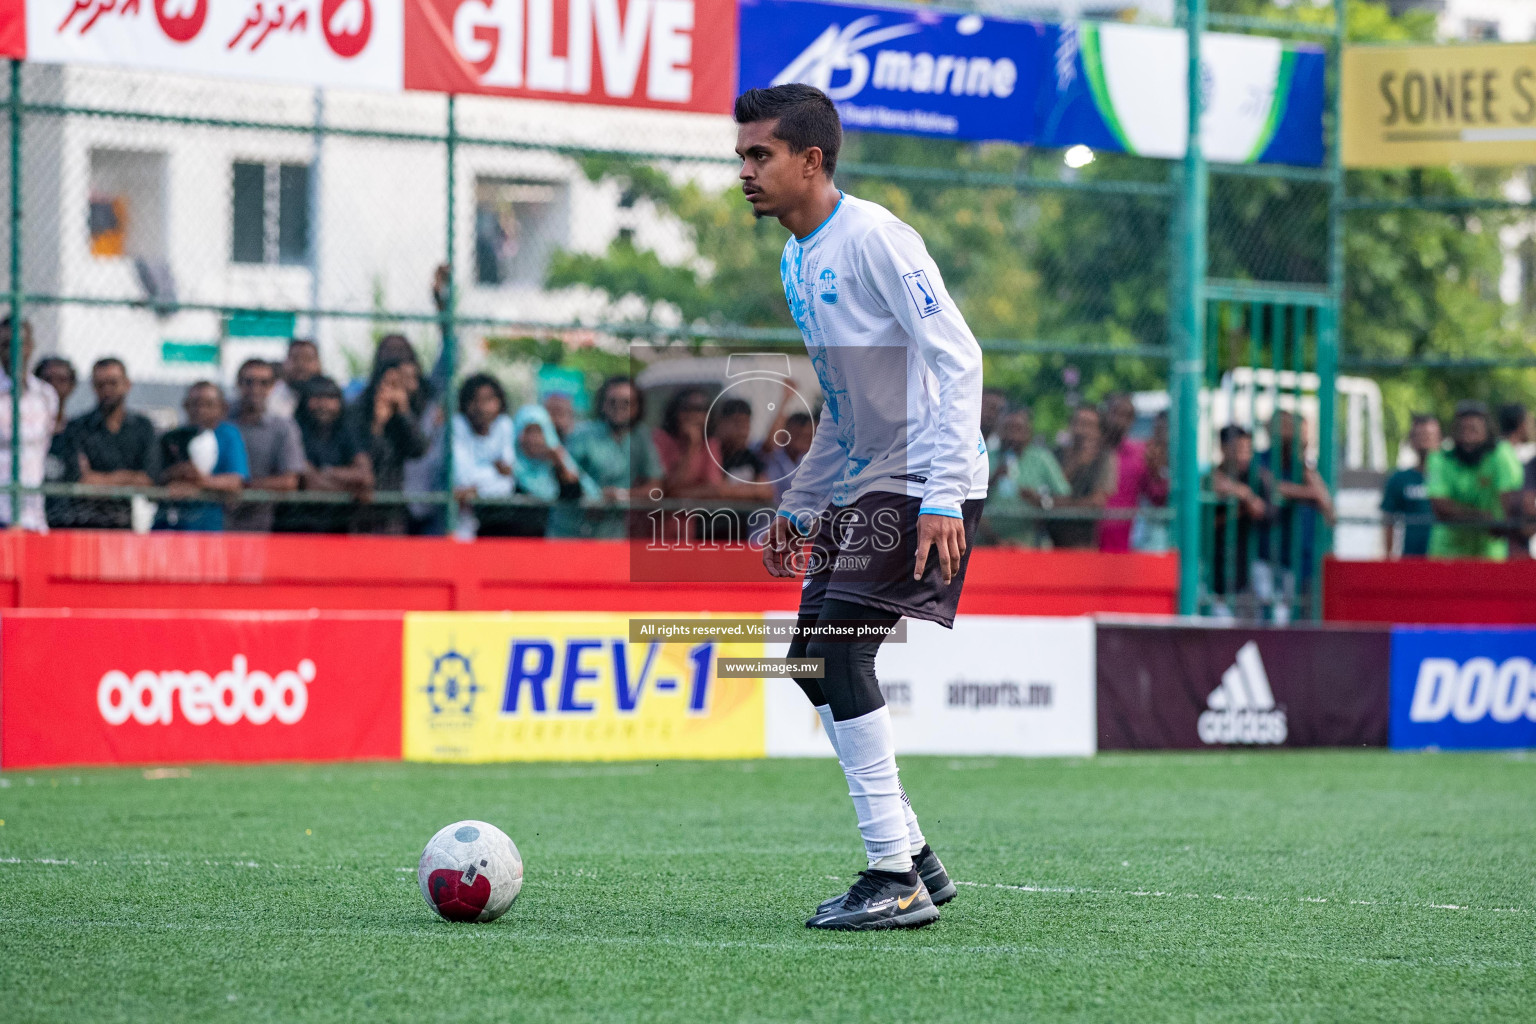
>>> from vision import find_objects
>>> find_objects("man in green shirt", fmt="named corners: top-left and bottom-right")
top-left (981, 408), bottom-right (1070, 547)
top-left (1427, 401), bottom-right (1526, 560)
top-left (560, 376), bottom-right (664, 539)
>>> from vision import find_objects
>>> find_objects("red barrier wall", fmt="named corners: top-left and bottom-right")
top-left (0, 531), bottom-right (1178, 616)
top-left (1325, 558), bottom-right (1536, 625)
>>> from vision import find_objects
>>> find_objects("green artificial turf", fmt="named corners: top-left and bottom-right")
top-left (1, 751), bottom-right (1533, 1023)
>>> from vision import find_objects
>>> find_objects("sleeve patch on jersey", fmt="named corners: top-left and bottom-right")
top-left (902, 269), bottom-right (943, 318)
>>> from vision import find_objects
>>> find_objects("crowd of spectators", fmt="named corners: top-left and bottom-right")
top-left (0, 310), bottom-right (822, 541)
top-left (978, 389), bottom-right (1170, 552)
top-left (1380, 400), bottom-right (1536, 563)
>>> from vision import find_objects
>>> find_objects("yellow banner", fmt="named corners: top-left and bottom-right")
top-left (1343, 43), bottom-right (1536, 167)
top-left (403, 613), bottom-right (765, 762)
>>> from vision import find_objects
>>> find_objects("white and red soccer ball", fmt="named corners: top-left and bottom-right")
top-left (417, 820), bottom-right (523, 922)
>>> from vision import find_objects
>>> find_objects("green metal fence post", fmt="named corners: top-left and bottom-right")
top-left (1316, 0), bottom-right (1347, 613)
top-left (1174, 0), bottom-right (1209, 615)
top-left (8, 59), bottom-right (22, 527)
top-left (443, 94), bottom-right (459, 535)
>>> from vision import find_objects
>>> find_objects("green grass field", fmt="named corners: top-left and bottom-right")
top-left (2, 751), bottom-right (1533, 1023)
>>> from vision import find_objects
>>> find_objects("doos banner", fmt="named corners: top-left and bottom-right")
top-left (765, 616), bottom-right (1096, 757)
top-left (402, 612), bottom-right (765, 762)
top-left (0, 610), bottom-right (404, 768)
top-left (738, 0), bottom-right (1325, 166)
top-left (1096, 620), bottom-right (1390, 750)
top-left (1390, 627), bottom-right (1536, 750)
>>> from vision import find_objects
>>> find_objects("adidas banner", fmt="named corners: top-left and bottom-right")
top-left (1095, 622), bottom-right (1390, 750)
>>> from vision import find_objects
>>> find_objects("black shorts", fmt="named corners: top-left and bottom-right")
top-left (796, 490), bottom-right (984, 628)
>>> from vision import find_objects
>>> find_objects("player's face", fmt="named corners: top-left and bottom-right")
top-left (735, 120), bottom-right (807, 220)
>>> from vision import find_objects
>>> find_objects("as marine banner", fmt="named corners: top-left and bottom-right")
top-left (738, 0), bottom-right (1325, 166)
top-left (402, 612), bottom-right (766, 762)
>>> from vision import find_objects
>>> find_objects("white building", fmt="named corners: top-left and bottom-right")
top-left (4, 62), bottom-right (734, 417)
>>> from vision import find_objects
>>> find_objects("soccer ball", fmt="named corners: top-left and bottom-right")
top-left (417, 820), bottom-right (523, 922)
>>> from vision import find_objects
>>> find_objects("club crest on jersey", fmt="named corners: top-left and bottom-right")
top-left (902, 269), bottom-right (942, 318)
top-left (818, 268), bottom-right (839, 304)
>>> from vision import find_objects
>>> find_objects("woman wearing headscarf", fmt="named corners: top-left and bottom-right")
top-left (501, 402), bottom-right (598, 537)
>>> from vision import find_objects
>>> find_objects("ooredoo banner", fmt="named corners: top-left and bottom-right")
top-left (765, 616), bottom-right (1096, 757)
top-left (0, 610), bottom-right (403, 768)
top-left (1096, 620), bottom-right (1390, 750)
top-left (22, 0), bottom-right (404, 90)
top-left (1390, 627), bottom-right (1536, 750)
top-left (403, 0), bottom-right (737, 113)
top-left (402, 612), bottom-right (765, 762)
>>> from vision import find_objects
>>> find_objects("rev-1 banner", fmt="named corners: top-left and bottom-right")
top-left (738, 0), bottom-right (1325, 167)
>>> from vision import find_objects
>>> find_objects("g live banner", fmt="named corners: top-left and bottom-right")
top-left (403, 0), bottom-right (736, 113)
top-left (402, 612), bottom-right (765, 762)
top-left (764, 616), bottom-right (1096, 757)
top-left (14, 0), bottom-right (404, 89)
top-left (1096, 620), bottom-right (1390, 750)
top-left (1390, 627), bottom-right (1536, 750)
top-left (3, 0), bottom-right (736, 113)
top-left (0, 610), bottom-right (403, 768)
top-left (1343, 43), bottom-right (1536, 167)
top-left (739, 0), bottom-right (1325, 166)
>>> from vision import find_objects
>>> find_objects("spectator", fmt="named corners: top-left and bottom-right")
top-left (1099, 392), bottom-right (1152, 553)
top-left (33, 355), bottom-right (75, 434)
top-left (47, 357), bottom-right (161, 529)
top-left (711, 397), bottom-right (774, 498)
top-left (227, 358), bottom-right (306, 533)
top-left (348, 356), bottom-right (429, 535)
top-left (365, 333), bottom-right (450, 536)
top-left (1208, 425), bottom-right (1275, 616)
top-left (155, 382), bottom-right (248, 532)
top-left (654, 388), bottom-right (723, 499)
top-left (500, 402), bottom-right (597, 537)
top-left (276, 376), bottom-right (373, 534)
top-left (1130, 411), bottom-right (1172, 552)
top-left (1049, 405), bottom-right (1118, 549)
top-left (543, 392), bottom-right (578, 444)
top-left (451, 374), bottom-right (520, 537)
top-left (1497, 402), bottom-right (1533, 462)
top-left (268, 338), bottom-right (322, 420)
top-left (564, 375), bottom-right (664, 538)
top-left (1258, 411), bottom-right (1335, 596)
top-left (980, 388), bottom-right (1008, 450)
top-left (1381, 414), bottom-right (1440, 559)
top-left (981, 408), bottom-right (1069, 548)
top-left (0, 317), bottom-right (60, 532)
top-left (763, 410), bottom-right (815, 505)
top-left (1428, 401), bottom-right (1525, 561)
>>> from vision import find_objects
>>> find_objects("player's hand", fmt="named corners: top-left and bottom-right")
top-left (762, 514), bottom-right (800, 579)
top-left (914, 513), bottom-right (966, 585)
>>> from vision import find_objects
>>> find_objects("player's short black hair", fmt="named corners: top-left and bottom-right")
top-left (733, 84), bottom-right (842, 177)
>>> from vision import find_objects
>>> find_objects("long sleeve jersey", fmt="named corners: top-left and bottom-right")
top-left (776, 192), bottom-right (988, 527)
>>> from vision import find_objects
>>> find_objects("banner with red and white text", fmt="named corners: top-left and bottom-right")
top-left (2, 0), bottom-right (736, 111)
top-left (402, 0), bottom-right (736, 113)
top-left (0, 610), bottom-right (403, 768)
top-left (16, 0), bottom-right (402, 88)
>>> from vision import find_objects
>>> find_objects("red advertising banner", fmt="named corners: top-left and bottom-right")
top-left (404, 0), bottom-right (735, 113)
top-left (0, 610), bottom-right (403, 768)
top-left (0, 0), bottom-right (24, 59)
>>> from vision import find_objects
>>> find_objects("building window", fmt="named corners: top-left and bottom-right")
top-left (1464, 19), bottom-right (1500, 41)
top-left (474, 178), bottom-right (567, 286)
top-left (232, 161), bottom-right (310, 265)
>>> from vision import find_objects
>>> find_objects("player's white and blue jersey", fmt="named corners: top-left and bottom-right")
top-left (776, 192), bottom-right (988, 527)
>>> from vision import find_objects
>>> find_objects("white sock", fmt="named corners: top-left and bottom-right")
top-left (817, 703), bottom-right (925, 856)
top-left (831, 707), bottom-right (913, 871)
